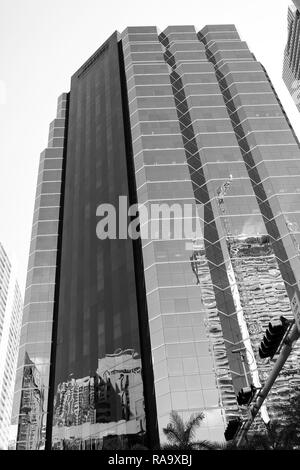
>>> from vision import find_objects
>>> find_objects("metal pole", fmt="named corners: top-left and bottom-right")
top-left (235, 324), bottom-right (300, 446)
top-left (240, 352), bottom-right (249, 387)
top-left (232, 347), bottom-right (250, 387)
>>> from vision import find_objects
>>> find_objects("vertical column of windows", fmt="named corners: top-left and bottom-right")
top-left (160, 25), bottom-right (261, 435)
top-left (13, 93), bottom-right (68, 450)
top-left (123, 27), bottom-right (214, 440)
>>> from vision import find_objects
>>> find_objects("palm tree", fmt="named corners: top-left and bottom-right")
top-left (161, 410), bottom-right (217, 450)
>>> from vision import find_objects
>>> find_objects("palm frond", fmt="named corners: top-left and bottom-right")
top-left (184, 412), bottom-right (205, 442)
top-left (169, 411), bottom-right (185, 438)
top-left (162, 424), bottom-right (183, 445)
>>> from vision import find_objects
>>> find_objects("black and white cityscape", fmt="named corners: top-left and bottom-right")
top-left (1, 0), bottom-right (300, 452)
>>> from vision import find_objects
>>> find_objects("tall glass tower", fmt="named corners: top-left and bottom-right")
top-left (13, 25), bottom-right (300, 450)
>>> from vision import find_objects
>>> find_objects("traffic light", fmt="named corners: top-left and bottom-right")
top-left (259, 316), bottom-right (290, 359)
top-left (224, 418), bottom-right (242, 441)
top-left (237, 384), bottom-right (256, 406)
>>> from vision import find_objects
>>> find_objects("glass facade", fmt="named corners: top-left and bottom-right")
top-left (122, 25), bottom-right (246, 441)
top-left (12, 94), bottom-right (68, 450)
top-left (123, 24), bottom-right (300, 443)
top-left (13, 24), bottom-right (300, 449)
top-left (49, 32), bottom-right (152, 450)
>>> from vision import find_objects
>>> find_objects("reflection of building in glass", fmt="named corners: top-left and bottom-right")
top-left (16, 352), bottom-right (45, 450)
top-left (54, 376), bottom-right (96, 428)
top-left (190, 243), bottom-right (243, 424)
top-left (14, 24), bottom-right (300, 449)
top-left (52, 349), bottom-right (146, 450)
top-left (283, 1), bottom-right (300, 112)
top-left (228, 236), bottom-right (300, 417)
top-left (0, 243), bottom-right (23, 450)
top-left (96, 349), bottom-right (145, 431)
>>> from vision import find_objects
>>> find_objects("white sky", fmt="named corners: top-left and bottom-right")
top-left (1, 0), bottom-right (299, 294)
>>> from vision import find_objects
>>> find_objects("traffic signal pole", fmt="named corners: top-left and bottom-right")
top-left (235, 323), bottom-right (300, 447)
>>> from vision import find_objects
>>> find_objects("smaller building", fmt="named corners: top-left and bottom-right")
top-left (283, 1), bottom-right (300, 112)
top-left (0, 243), bottom-right (23, 449)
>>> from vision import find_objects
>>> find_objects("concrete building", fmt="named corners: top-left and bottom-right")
top-left (0, 243), bottom-right (22, 449)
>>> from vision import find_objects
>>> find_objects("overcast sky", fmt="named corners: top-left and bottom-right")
top-left (1, 0), bottom-right (299, 293)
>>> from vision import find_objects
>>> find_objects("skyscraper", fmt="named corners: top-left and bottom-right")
top-left (0, 243), bottom-right (23, 449)
top-left (13, 24), bottom-right (300, 450)
top-left (283, 1), bottom-right (300, 111)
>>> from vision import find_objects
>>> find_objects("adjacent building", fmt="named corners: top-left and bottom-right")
top-left (0, 243), bottom-right (23, 449)
top-left (13, 24), bottom-right (300, 450)
top-left (283, 1), bottom-right (300, 111)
